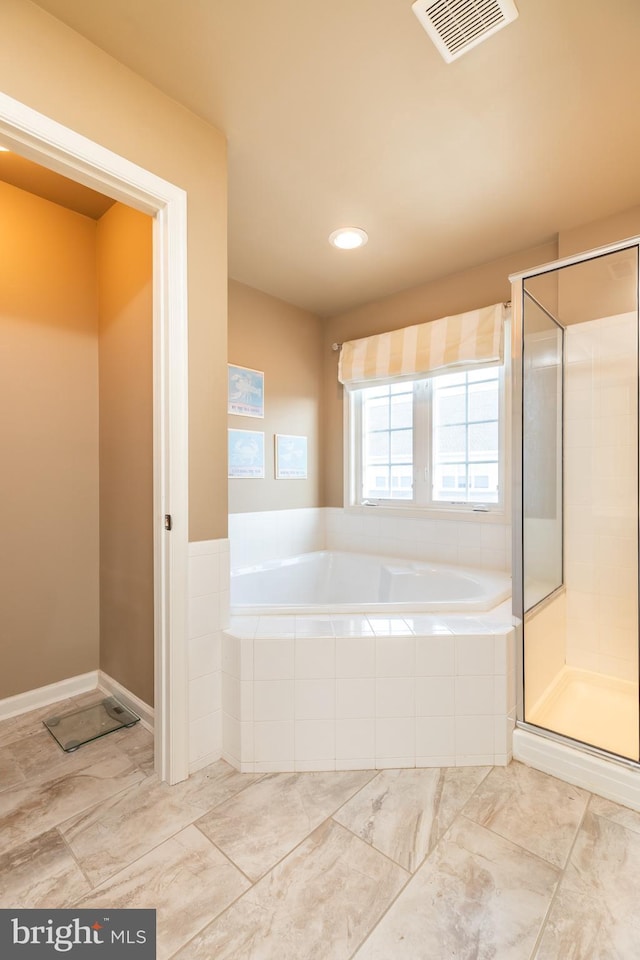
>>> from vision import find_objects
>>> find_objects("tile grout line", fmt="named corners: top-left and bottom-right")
top-left (170, 771), bottom-right (397, 955)
top-left (525, 791), bottom-right (593, 960)
top-left (343, 821), bottom-right (449, 958)
top-left (342, 768), bottom-right (492, 960)
top-left (59, 825), bottom-right (95, 896)
top-left (456, 810), bottom-right (568, 872)
top-left (64, 767), bottom-right (269, 893)
top-left (192, 768), bottom-right (378, 883)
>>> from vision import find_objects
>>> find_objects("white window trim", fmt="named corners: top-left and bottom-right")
top-left (343, 327), bottom-right (511, 524)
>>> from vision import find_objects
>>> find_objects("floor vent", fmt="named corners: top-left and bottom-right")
top-left (412, 0), bottom-right (519, 63)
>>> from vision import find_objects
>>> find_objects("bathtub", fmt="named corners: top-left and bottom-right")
top-left (230, 550), bottom-right (511, 615)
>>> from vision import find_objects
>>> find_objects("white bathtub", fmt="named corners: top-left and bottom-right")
top-left (230, 550), bottom-right (511, 615)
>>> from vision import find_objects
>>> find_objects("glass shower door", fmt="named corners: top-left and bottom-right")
top-left (520, 245), bottom-right (639, 762)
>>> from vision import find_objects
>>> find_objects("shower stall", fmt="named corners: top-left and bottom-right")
top-left (512, 238), bottom-right (640, 803)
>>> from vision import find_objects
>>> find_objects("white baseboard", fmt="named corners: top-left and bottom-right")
top-left (513, 728), bottom-right (640, 812)
top-left (0, 670), bottom-right (154, 739)
top-left (98, 671), bottom-right (154, 733)
top-left (190, 750), bottom-right (223, 775)
top-left (0, 671), bottom-right (99, 720)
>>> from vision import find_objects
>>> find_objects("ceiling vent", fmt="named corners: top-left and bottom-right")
top-left (412, 0), bottom-right (519, 63)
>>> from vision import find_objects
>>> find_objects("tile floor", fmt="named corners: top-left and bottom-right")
top-left (1, 693), bottom-right (639, 959)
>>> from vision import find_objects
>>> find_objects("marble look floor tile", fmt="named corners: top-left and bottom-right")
top-left (353, 816), bottom-right (559, 960)
top-left (462, 761), bottom-right (589, 867)
top-left (108, 724), bottom-right (156, 776)
top-left (587, 794), bottom-right (640, 836)
top-left (75, 825), bottom-right (250, 960)
top-left (5, 727), bottom-right (127, 783)
top-left (196, 769), bottom-right (376, 881)
top-left (60, 760), bottom-right (260, 886)
top-left (0, 717), bottom-right (18, 748)
top-left (173, 818), bottom-right (408, 960)
top-left (0, 828), bottom-right (91, 908)
top-left (0, 754), bottom-right (145, 857)
top-left (533, 806), bottom-right (640, 959)
top-left (0, 745), bottom-right (26, 793)
top-left (334, 766), bottom-right (490, 872)
top-left (0, 699), bottom-right (77, 748)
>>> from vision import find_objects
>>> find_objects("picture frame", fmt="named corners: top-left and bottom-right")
top-left (227, 363), bottom-right (264, 418)
top-left (228, 428), bottom-right (265, 478)
top-left (275, 434), bottom-right (308, 479)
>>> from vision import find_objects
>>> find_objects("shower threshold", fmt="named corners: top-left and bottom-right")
top-left (527, 665), bottom-right (639, 761)
top-left (43, 696), bottom-right (140, 752)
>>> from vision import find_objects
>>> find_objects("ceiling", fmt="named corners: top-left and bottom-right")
top-left (27, 0), bottom-right (640, 316)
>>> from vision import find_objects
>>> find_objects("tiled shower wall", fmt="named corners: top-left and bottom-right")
top-left (229, 508), bottom-right (511, 573)
top-left (564, 313), bottom-right (638, 682)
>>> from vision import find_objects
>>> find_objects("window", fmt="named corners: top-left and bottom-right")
top-left (350, 366), bottom-right (503, 512)
top-left (361, 383), bottom-right (413, 501)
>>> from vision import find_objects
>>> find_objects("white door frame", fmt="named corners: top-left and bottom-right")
top-left (0, 92), bottom-right (190, 784)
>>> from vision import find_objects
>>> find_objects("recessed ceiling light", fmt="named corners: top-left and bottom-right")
top-left (328, 227), bottom-right (368, 250)
top-left (0, 146), bottom-right (9, 152)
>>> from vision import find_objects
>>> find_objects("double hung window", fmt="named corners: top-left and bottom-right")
top-left (351, 365), bottom-right (503, 512)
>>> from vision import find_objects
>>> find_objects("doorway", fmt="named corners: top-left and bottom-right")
top-left (0, 91), bottom-right (189, 784)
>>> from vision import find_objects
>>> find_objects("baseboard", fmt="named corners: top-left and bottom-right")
top-left (190, 750), bottom-right (223, 775)
top-left (0, 671), bottom-right (155, 737)
top-left (0, 671), bottom-right (99, 721)
top-left (513, 727), bottom-right (640, 812)
top-left (98, 671), bottom-right (154, 733)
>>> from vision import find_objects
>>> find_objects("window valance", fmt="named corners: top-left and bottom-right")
top-left (337, 302), bottom-right (506, 387)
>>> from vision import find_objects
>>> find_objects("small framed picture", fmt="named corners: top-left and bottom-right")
top-left (228, 429), bottom-right (265, 478)
top-left (275, 434), bottom-right (308, 479)
top-left (228, 364), bottom-right (264, 418)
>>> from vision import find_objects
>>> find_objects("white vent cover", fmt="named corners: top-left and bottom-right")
top-left (412, 0), bottom-right (519, 63)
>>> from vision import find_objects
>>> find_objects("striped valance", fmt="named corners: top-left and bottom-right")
top-left (338, 303), bottom-right (506, 386)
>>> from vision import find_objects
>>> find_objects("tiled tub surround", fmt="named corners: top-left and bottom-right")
top-left (229, 507), bottom-right (511, 573)
top-left (220, 507), bottom-right (513, 773)
top-left (324, 508), bottom-right (512, 572)
top-left (229, 508), bottom-right (325, 571)
top-left (188, 539), bottom-right (230, 773)
top-left (222, 604), bottom-right (515, 772)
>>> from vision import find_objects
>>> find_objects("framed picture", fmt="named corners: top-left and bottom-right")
top-left (228, 429), bottom-right (265, 478)
top-left (227, 363), bottom-right (264, 418)
top-left (275, 434), bottom-right (308, 479)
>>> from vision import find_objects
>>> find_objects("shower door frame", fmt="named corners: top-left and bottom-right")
top-left (0, 92), bottom-right (190, 785)
top-left (511, 235), bottom-right (640, 767)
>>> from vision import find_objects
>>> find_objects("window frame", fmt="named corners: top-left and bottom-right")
top-left (344, 359), bottom-right (509, 522)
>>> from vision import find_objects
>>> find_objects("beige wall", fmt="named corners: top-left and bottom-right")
top-left (557, 211), bottom-right (640, 327)
top-left (0, 181), bottom-right (99, 699)
top-left (0, 0), bottom-right (228, 541)
top-left (559, 204), bottom-right (640, 259)
top-left (228, 281), bottom-right (323, 512)
top-left (323, 240), bottom-right (559, 506)
top-left (97, 204), bottom-right (154, 705)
